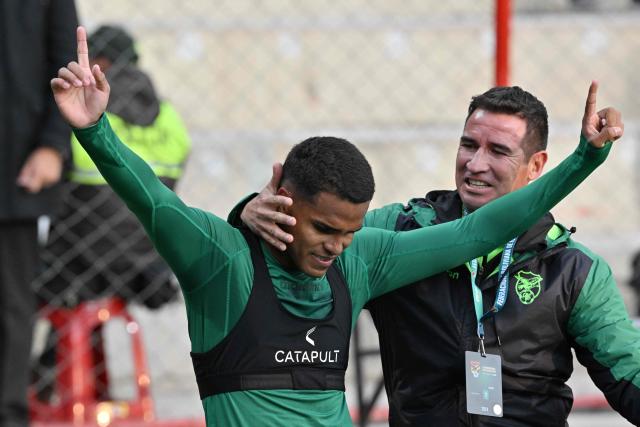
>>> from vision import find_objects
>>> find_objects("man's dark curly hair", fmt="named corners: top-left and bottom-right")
top-left (466, 86), bottom-right (548, 158)
top-left (281, 136), bottom-right (375, 204)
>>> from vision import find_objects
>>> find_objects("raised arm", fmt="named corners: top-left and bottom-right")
top-left (236, 82), bottom-right (623, 251)
top-left (359, 82), bottom-right (623, 297)
top-left (359, 133), bottom-right (612, 298)
top-left (51, 27), bottom-right (240, 288)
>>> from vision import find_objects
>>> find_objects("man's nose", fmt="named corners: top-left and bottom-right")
top-left (466, 149), bottom-right (490, 172)
top-left (324, 236), bottom-right (351, 255)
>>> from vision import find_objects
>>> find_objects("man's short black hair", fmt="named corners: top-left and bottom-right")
top-left (281, 136), bottom-right (375, 204)
top-left (466, 86), bottom-right (548, 157)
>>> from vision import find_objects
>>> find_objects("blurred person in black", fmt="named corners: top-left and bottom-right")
top-left (0, 1), bottom-right (78, 425)
top-left (32, 25), bottom-right (191, 401)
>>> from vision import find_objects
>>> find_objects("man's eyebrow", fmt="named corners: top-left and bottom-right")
top-left (345, 224), bottom-right (364, 234)
top-left (459, 136), bottom-right (477, 144)
top-left (460, 136), bottom-right (513, 153)
top-left (312, 220), bottom-right (340, 233)
top-left (488, 140), bottom-right (514, 152)
top-left (313, 220), bottom-right (362, 234)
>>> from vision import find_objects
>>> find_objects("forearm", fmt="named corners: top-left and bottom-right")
top-left (73, 115), bottom-right (171, 223)
top-left (73, 114), bottom-right (212, 279)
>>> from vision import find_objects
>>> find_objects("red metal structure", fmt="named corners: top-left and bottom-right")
top-left (30, 298), bottom-right (155, 425)
top-left (495, 0), bottom-right (511, 86)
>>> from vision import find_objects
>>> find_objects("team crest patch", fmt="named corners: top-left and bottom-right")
top-left (514, 270), bottom-right (543, 305)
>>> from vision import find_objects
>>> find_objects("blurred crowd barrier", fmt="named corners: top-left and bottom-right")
top-left (29, 0), bottom-right (640, 423)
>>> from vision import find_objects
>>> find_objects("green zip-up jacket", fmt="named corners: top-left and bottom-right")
top-left (74, 115), bottom-right (609, 426)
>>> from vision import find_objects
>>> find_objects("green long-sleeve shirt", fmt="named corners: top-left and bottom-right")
top-left (74, 115), bottom-right (609, 427)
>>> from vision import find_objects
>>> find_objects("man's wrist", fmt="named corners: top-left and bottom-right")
top-left (72, 113), bottom-right (105, 131)
top-left (228, 193), bottom-right (259, 227)
top-left (580, 133), bottom-right (611, 150)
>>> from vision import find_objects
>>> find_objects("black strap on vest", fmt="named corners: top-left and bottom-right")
top-left (197, 368), bottom-right (345, 398)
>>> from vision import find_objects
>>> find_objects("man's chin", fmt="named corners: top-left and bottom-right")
top-left (295, 259), bottom-right (326, 277)
top-left (304, 267), bottom-right (328, 278)
top-left (460, 192), bottom-right (494, 212)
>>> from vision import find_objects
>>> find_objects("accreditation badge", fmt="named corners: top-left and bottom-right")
top-left (465, 351), bottom-right (503, 417)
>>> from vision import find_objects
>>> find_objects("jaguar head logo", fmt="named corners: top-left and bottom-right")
top-left (514, 270), bottom-right (543, 305)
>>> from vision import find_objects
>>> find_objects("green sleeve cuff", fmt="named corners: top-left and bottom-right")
top-left (72, 113), bottom-right (108, 139)
top-left (71, 114), bottom-right (125, 167)
top-left (227, 193), bottom-right (259, 227)
top-left (577, 133), bottom-right (612, 162)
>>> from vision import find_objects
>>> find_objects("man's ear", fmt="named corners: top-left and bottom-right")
top-left (528, 150), bottom-right (548, 181)
top-left (276, 187), bottom-right (293, 213)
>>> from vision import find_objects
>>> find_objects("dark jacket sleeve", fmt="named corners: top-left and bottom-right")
top-left (568, 250), bottom-right (640, 425)
top-left (39, 0), bottom-right (78, 159)
top-left (227, 193), bottom-right (258, 227)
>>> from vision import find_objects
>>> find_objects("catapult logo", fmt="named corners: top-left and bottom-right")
top-left (274, 325), bottom-right (340, 364)
top-left (306, 326), bottom-right (317, 346)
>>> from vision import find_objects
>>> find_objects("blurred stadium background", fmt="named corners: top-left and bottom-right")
top-left (30, 0), bottom-right (640, 426)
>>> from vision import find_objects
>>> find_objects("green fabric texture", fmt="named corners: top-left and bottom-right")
top-left (73, 116), bottom-right (608, 426)
top-left (363, 199), bottom-right (438, 230)
top-left (363, 202), bottom-right (407, 229)
top-left (567, 241), bottom-right (640, 388)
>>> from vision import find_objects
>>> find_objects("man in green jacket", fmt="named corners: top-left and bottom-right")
top-left (51, 27), bottom-right (622, 426)
top-left (239, 86), bottom-right (639, 426)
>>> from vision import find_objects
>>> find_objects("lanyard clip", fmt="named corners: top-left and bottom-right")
top-left (477, 324), bottom-right (486, 357)
top-left (478, 336), bottom-right (486, 357)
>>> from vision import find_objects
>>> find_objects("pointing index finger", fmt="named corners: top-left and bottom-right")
top-left (584, 80), bottom-right (598, 118)
top-left (77, 26), bottom-right (90, 69)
